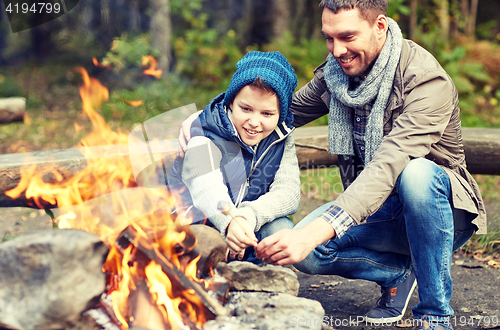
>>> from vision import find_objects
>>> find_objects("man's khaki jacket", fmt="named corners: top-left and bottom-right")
top-left (291, 39), bottom-right (487, 234)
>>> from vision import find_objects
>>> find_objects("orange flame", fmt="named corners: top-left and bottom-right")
top-left (142, 55), bottom-right (163, 79)
top-left (6, 68), bottom-right (210, 329)
top-left (122, 99), bottom-right (144, 107)
top-left (93, 57), bottom-right (112, 69)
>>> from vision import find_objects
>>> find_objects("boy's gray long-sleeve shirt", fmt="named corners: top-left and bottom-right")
top-left (181, 134), bottom-right (301, 236)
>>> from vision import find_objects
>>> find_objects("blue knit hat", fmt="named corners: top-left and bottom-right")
top-left (223, 51), bottom-right (297, 124)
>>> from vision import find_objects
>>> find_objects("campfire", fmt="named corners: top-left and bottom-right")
top-left (5, 63), bottom-right (227, 330)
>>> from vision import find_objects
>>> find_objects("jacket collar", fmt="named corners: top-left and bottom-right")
top-left (201, 93), bottom-right (294, 155)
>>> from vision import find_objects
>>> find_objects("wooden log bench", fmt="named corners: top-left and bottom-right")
top-left (1, 126), bottom-right (499, 208)
top-left (293, 126), bottom-right (500, 175)
top-left (0, 98), bottom-right (26, 124)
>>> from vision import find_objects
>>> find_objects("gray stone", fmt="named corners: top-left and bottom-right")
top-left (216, 261), bottom-right (300, 296)
top-left (203, 292), bottom-right (326, 330)
top-left (0, 229), bottom-right (109, 330)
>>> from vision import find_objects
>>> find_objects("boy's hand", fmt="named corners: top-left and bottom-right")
top-left (177, 110), bottom-right (202, 157)
top-left (226, 217), bottom-right (258, 260)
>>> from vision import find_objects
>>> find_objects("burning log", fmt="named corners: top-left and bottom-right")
top-left (114, 225), bottom-right (228, 319)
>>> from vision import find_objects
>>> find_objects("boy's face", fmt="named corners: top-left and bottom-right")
top-left (230, 85), bottom-right (280, 146)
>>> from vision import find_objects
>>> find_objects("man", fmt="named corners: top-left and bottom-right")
top-left (179, 1), bottom-right (486, 329)
top-left (254, 1), bottom-right (486, 329)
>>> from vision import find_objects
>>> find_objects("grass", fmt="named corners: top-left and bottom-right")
top-left (300, 167), bottom-right (344, 201)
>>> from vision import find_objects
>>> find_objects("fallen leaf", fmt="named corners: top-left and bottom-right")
top-left (473, 254), bottom-right (493, 262)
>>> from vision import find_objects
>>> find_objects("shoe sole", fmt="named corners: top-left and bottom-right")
top-left (365, 279), bottom-right (417, 324)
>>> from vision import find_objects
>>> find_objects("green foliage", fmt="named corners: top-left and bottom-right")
top-left (100, 34), bottom-right (160, 72)
top-left (264, 31), bottom-right (330, 88)
top-left (387, 0), bottom-right (411, 20)
top-left (173, 15), bottom-right (242, 91)
top-left (1, 30), bottom-right (31, 61)
top-left (415, 30), bottom-right (500, 128)
top-left (464, 220), bottom-right (500, 255)
top-left (170, 0), bottom-right (205, 21)
top-left (476, 20), bottom-right (499, 41)
top-left (52, 30), bottom-right (104, 63)
top-left (2, 235), bottom-right (16, 243)
top-left (0, 74), bottom-right (24, 98)
top-left (100, 74), bottom-right (215, 125)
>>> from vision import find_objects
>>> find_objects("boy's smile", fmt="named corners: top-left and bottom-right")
top-left (230, 85), bottom-right (280, 146)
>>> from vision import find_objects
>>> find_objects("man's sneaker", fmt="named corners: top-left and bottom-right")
top-left (415, 317), bottom-right (453, 330)
top-left (365, 271), bottom-right (417, 323)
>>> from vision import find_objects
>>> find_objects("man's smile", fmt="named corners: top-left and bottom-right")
top-left (338, 55), bottom-right (356, 64)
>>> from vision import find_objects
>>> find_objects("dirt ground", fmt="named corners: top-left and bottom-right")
top-left (293, 197), bottom-right (500, 330)
top-left (0, 196), bottom-right (499, 330)
top-left (296, 264), bottom-right (500, 330)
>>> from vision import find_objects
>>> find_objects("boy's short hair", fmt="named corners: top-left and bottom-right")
top-left (224, 51), bottom-right (297, 125)
top-left (247, 77), bottom-right (276, 95)
top-left (319, 0), bottom-right (387, 25)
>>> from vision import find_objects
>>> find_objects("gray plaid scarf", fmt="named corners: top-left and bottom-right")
top-left (323, 17), bottom-right (402, 165)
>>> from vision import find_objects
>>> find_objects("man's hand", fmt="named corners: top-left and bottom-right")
top-left (177, 110), bottom-right (202, 157)
top-left (226, 216), bottom-right (258, 260)
top-left (255, 218), bottom-right (335, 266)
top-left (255, 228), bottom-right (316, 265)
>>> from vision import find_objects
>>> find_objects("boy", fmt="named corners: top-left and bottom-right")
top-left (169, 51), bottom-right (300, 262)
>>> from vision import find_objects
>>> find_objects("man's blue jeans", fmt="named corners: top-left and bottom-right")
top-left (294, 158), bottom-right (477, 320)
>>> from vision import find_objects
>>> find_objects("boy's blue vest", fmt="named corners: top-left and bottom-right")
top-left (168, 93), bottom-right (294, 220)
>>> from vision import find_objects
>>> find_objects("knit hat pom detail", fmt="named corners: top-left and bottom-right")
top-left (223, 51), bottom-right (297, 124)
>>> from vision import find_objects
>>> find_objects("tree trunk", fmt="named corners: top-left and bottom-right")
top-left (31, 23), bottom-right (55, 59)
top-left (150, 0), bottom-right (172, 73)
top-left (232, 0), bottom-right (253, 49)
top-left (437, 0), bottom-right (450, 41)
top-left (466, 0), bottom-right (478, 37)
top-left (450, 0), bottom-right (459, 38)
top-left (409, 0), bottom-right (418, 39)
top-left (130, 0), bottom-right (141, 30)
top-left (461, 0), bottom-right (469, 23)
top-left (291, 0), bottom-right (307, 40)
top-left (272, 0), bottom-right (291, 39)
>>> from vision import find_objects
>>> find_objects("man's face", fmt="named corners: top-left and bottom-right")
top-left (321, 7), bottom-right (387, 78)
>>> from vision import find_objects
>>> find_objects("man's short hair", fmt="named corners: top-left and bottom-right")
top-left (319, 0), bottom-right (387, 24)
